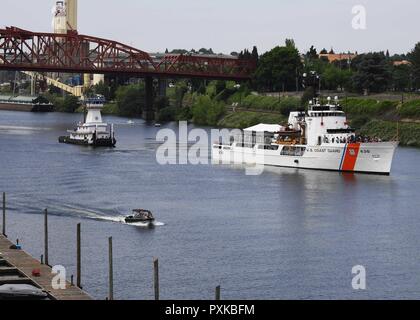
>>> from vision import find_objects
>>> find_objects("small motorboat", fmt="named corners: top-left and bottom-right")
top-left (125, 209), bottom-right (155, 224)
top-left (0, 284), bottom-right (48, 300)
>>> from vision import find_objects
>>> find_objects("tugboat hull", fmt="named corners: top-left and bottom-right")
top-left (59, 96), bottom-right (116, 148)
top-left (59, 136), bottom-right (116, 147)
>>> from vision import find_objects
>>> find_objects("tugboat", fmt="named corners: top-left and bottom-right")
top-left (125, 209), bottom-right (155, 224)
top-left (59, 95), bottom-right (116, 147)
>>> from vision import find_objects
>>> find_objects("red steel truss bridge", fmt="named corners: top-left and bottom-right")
top-left (0, 27), bottom-right (256, 81)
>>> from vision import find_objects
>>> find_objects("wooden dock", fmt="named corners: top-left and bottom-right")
top-left (0, 235), bottom-right (92, 300)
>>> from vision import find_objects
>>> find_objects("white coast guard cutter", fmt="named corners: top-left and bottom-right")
top-left (213, 98), bottom-right (398, 175)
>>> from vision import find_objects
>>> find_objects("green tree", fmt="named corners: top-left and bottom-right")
top-left (174, 81), bottom-right (189, 108)
top-left (254, 41), bottom-right (302, 92)
top-left (251, 46), bottom-right (259, 62)
top-left (301, 87), bottom-right (316, 105)
top-left (190, 79), bottom-right (206, 94)
top-left (61, 95), bottom-right (80, 113)
top-left (154, 96), bottom-right (169, 111)
top-left (191, 95), bottom-right (226, 126)
top-left (322, 64), bottom-right (353, 91)
top-left (115, 84), bottom-right (145, 117)
top-left (392, 64), bottom-right (412, 91)
top-left (191, 96), bottom-right (209, 125)
top-left (48, 84), bottom-right (62, 95)
top-left (157, 106), bottom-right (177, 122)
top-left (198, 48), bottom-right (214, 55)
top-left (306, 46), bottom-right (318, 61)
top-left (93, 81), bottom-right (112, 101)
top-left (285, 39), bottom-right (296, 48)
top-left (409, 42), bottom-right (420, 89)
top-left (215, 81), bottom-right (226, 96)
top-left (171, 49), bottom-right (188, 54)
top-left (351, 52), bottom-right (391, 94)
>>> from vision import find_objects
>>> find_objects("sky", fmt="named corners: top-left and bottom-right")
top-left (0, 0), bottom-right (418, 55)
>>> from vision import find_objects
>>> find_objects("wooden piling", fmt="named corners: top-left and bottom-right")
top-left (215, 285), bottom-right (221, 300)
top-left (76, 223), bottom-right (81, 288)
top-left (154, 258), bottom-right (159, 300)
top-left (108, 237), bottom-right (114, 300)
top-left (44, 208), bottom-right (49, 266)
top-left (2, 192), bottom-right (6, 237)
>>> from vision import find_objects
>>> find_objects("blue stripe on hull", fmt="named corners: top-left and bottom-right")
top-left (338, 144), bottom-right (347, 171)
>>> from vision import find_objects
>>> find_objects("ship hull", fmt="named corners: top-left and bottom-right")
top-left (59, 136), bottom-right (116, 147)
top-left (212, 142), bottom-right (398, 175)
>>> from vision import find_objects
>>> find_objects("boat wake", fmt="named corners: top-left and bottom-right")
top-left (17, 200), bottom-right (165, 228)
top-left (0, 125), bottom-right (50, 135)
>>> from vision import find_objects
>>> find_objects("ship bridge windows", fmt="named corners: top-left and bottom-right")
top-left (280, 146), bottom-right (306, 157)
top-left (308, 112), bottom-right (345, 117)
top-left (311, 106), bottom-right (343, 112)
top-left (327, 129), bottom-right (356, 134)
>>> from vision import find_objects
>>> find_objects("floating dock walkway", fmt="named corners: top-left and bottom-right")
top-left (0, 234), bottom-right (92, 300)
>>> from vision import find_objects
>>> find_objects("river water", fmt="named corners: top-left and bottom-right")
top-left (0, 110), bottom-right (419, 300)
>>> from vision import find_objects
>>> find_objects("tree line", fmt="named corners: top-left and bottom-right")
top-left (249, 40), bottom-right (420, 96)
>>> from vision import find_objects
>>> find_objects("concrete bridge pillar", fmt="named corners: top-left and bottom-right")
top-left (157, 79), bottom-right (167, 97)
top-left (145, 76), bottom-right (155, 122)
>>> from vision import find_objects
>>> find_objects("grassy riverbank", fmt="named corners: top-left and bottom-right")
top-left (359, 120), bottom-right (420, 147)
top-left (218, 111), bottom-right (286, 128)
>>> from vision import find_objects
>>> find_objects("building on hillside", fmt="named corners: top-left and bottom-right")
top-left (319, 53), bottom-right (357, 63)
top-left (393, 60), bottom-right (411, 66)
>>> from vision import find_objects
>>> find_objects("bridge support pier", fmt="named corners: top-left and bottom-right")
top-left (145, 76), bottom-right (155, 122)
top-left (157, 79), bottom-right (167, 98)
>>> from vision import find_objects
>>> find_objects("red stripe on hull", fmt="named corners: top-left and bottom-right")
top-left (341, 143), bottom-right (361, 171)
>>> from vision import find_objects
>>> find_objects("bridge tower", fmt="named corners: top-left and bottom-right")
top-left (66, 0), bottom-right (78, 31)
top-left (53, 0), bottom-right (77, 33)
top-left (53, 1), bottom-right (67, 34)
